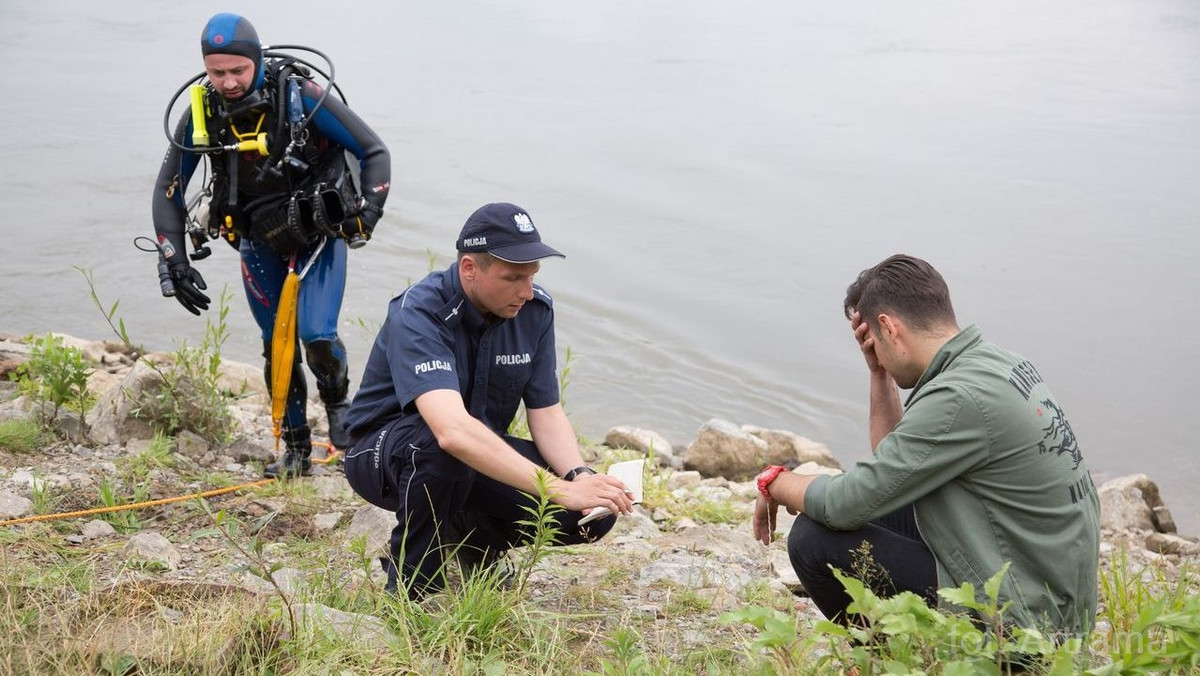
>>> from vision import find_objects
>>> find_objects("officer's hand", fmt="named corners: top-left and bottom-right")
top-left (168, 262), bottom-right (210, 315)
top-left (345, 201), bottom-right (382, 249)
top-left (557, 473), bottom-right (634, 517)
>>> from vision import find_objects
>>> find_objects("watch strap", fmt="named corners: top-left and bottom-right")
top-left (563, 466), bottom-right (597, 482)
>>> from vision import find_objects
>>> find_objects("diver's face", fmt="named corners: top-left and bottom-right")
top-left (203, 53), bottom-right (256, 100)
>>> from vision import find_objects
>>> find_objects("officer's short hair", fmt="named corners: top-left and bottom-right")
top-left (458, 251), bottom-right (496, 269)
top-left (844, 254), bottom-right (956, 332)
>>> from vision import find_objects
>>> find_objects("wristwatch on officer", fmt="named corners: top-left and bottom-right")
top-left (563, 466), bottom-right (597, 482)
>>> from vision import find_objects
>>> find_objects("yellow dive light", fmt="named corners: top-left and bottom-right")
top-left (189, 84), bottom-right (209, 146)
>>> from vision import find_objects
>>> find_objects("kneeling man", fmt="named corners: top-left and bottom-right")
top-left (344, 203), bottom-right (632, 598)
top-left (754, 254), bottom-right (1100, 636)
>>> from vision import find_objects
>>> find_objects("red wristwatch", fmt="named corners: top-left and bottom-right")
top-left (756, 465), bottom-right (788, 500)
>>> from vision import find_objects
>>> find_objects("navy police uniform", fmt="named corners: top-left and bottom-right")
top-left (344, 260), bottom-right (614, 597)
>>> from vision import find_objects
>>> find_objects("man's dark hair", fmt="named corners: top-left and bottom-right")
top-left (843, 254), bottom-right (956, 331)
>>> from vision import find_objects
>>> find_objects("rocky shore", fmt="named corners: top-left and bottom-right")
top-left (1, 331), bottom-right (1196, 670)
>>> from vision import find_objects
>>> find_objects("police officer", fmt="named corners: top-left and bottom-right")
top-left (343, 203), bottom-right (633, 598)
top-left (151, 14), bottom-right (390, 477)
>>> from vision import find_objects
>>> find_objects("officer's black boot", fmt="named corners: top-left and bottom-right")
top-left (264, 425), bottom-right (313, 478)
top-left (307, 338), bottom-right (351, 450)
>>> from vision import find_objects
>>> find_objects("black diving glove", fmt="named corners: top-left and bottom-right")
top-left (345, 200), bottom-right (383, 249)
top-left (167, 261), bottom-right (211, 316)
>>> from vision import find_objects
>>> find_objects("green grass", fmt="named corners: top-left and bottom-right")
top-left (689, 498), bottom-right (748, 525)
top-left (29, 475), bottom-right (61, 515)
top-left (0, 418), bottom-right (47, 454)
top-left (96, 476), bottom-right (149, 533)
top-left (116, 431), bottom-right (175, 481)
top-left (4, 417), bottom-right (1197, 676)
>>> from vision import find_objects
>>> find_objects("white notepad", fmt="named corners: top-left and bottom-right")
top-left (577, 459), bottom-right (646, 525)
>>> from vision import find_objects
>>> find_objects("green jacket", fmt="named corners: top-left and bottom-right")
top-left (804, 325), bottom-right (1100, 634)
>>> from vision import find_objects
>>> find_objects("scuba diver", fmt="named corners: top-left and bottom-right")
top-left (150, 13), bottom-right (391, 478)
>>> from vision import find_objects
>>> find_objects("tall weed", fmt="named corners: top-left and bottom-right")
top-left (13, 333), bottom-right (93, 430)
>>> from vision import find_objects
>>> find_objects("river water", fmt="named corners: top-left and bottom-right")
top-left (2, 1), bottom-right (1197, 532)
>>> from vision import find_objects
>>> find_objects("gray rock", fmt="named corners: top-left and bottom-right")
top-left (1153, 506), bottom-right (1178, 534)
top-left (73, 581), bottom-right (264, 673)
top-left (684, 418), bottom-right (771, 481)
top-left (52, 333), bottom-right (109, 365)
top-left (795, 461), bottom-right (842, 477)
top-left (228, 436), bottom-right (274, 464)
top-left (52, 410), bottom-right (86, 442)
top-left (125, 531), bottom-right (182, 571)
top-left (666, 470), bottom-right (703, 490)
top-left (1105, 474), bottom-right (1166, 511)
top-left (124, 438), bottom-right (153, 455)
top-left (0, 491), bottom-right (33, 519)
top-left (269, 567), bottom-right (308, 597)
top-left (638, 553), bottom-right (753, 591)
top-left (1144, 532), bottom-right (1200, 557)
top-left (0, 396), bottom-right (29, 422)
top-left (742, 425), bottom-right (842, 470)
top-left (1099, 484), bottom-right (1155, 532)
top-left (692, 485), bottom-right (734, 503)
top-left (295, 603), bottom-right (393, 650)
top-left (313, 512), bottom-right (343, 531)
top-left (605, 426), bottom-right (676, 466)
top-left (674, 517), bottom-right (698, 531)
top-left (653, 524), bottom-right (762, 561)
top-left (1099, 475), bottom-right (1165, 532)
top-left (345, 504), bottom-right (395, 556)
top-left (85, 369), bottom-right (125, 400)
top-left (217, 359), bottom-right (269, 407)
top-left (81, 519), bottom-right (117, 539)
top-left (89, 356), bottom-right (172, 444)
top-left (309, 475), bottom-right (352, 502)
top-left (175, 430), bottom-right (211, 463)
top-left (6, 469), bottom-right (43, 492)
top-left (770, 548), bottom-right (803, 592)
top-left (608, 509), bottom-right (661, 540)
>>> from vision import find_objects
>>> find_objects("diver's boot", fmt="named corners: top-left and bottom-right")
top-left (308, 338), bottom-right (351, 451)
top-left (264, 425), bottom-right (313, 478)
top-left (325, 399), bottom-right (351, 450)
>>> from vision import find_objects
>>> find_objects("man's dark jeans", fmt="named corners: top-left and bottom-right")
top-left (787, 505), bottom-right (937, 623)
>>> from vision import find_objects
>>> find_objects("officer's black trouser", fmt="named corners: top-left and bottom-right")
top-left (343, 413), bottom-right (616, 599)
top-left (787, 505), bottom-right (938, 624)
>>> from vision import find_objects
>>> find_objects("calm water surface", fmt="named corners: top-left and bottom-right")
top-left (1, 1), bottom-right (1197, 532)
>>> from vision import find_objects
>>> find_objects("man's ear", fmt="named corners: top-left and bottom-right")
top-left (459, 255), bottom-right (476, 281)
top-left (877, 313), bottom-right (902, 342)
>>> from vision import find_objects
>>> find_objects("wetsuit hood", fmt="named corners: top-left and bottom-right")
top-left (200, 13), bottom-right (265, 93)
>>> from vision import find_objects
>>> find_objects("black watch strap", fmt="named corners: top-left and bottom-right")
top-left (563, 466), bottom-right (597, 482)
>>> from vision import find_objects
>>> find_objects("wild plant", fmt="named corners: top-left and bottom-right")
top-left (81, 266), bottom-right (237, 443)
top-left (116, 431), bottom-right (175, 482)
top-left (513, 467), bottom-right (566, 596)
top-left (143, 287), bottom-right (237, 442)
top-left (197, 502), bottom-right (298, 639)
top-left (97, 476), bottom-right (148, 533)
top-left (725, 563), bottom-right (1080, 675)
top-left (1091, 548), bottom-right (1200, 674)
top-left (13, 333), bottom-right (93, 430)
